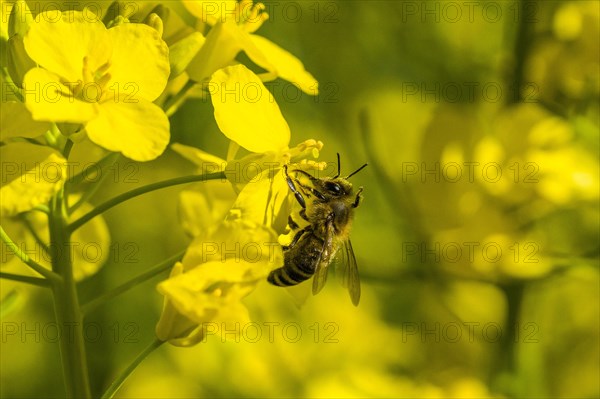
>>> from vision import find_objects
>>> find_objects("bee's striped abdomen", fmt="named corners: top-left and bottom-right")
top-left (268, 234), bottom-right (322, 287)
top-left (268, 260), bottom-right (312, 286)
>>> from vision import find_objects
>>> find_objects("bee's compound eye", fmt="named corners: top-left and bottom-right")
top-left (325, 181), bottom-right (343, 195)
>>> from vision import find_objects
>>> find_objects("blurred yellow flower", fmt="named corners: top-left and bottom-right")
top-left (0, 142), bottom-right (66, 216)
top-left (1, 195), bottom-right (111, 281)
top-left (22, 10), bottom-right (170, 161)
top-left (156, 218), bottom-right (282, 346)
top-left (529, 146), bottom-right (599, 205)
top-left (0, 100), bottom-right (50, 140)
top-left (184, 0), bottom-right (318, 94)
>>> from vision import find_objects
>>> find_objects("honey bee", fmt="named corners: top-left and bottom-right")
top-left (267, 154), bottom-right (367, 306)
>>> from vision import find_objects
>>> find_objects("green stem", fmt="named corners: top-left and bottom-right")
top-left (69, 171), bottom-right (226, 232)
top-left (164, 79), bottom-right (196, 116)
top-left (63, 139), bottom-right (74, 158)
top-left (48, 189), bottom-right (92, 399)
top-left (81, 249), bottom-right (186, 315)
top-left (493, 282), bottom-right (525, 395)
top-left (0, 271), bottom-right (50, 287)
top-left (100, 339), bottom-right (165, 399)
top-left (508, 0), bottom-right (536, 104)
top-left (20, 214), bottom-right (51, 255)
top-left (66, 153), bottom-right (121, 187)
top-left (33, 204), bottom-right (50, 214)
top-left (0, 225), bottom-right (58, 281)
top-left (68, 155), bottom-right (121, 214)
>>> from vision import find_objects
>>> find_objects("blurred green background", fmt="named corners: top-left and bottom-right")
top-left (1, 0), bottom-right (599, 398)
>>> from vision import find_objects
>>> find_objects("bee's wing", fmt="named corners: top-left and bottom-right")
top-left (312, 219), bottom-right (335, 296)
top-left (335, 240), bottom-right (361, 306)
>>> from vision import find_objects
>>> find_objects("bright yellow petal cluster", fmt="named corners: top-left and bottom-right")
top-left (156, 218), bottom-right (282, 345)
top-left (22, 10), bottom-right (171, 161)
top-left (172, 60), bottom-right (325, 239)
top-left (183, 0), bottom-right (318, 93)
top-left (156, 1), bottom-right (326, 347)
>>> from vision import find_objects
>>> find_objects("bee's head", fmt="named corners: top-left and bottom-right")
top-left (320, 178), bottom-right (354, 198)
top-left (317, 154), bottom-right (367, 199)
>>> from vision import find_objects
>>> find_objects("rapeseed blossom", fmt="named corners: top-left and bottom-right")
top-left (183, 0), bottom-right (318, 94)
top-left (157, 60), bottom-right (323, 345)
top-left (156, 218), bottom-right (282, 345)
top-left (22, 10), bottom-right (170, 161)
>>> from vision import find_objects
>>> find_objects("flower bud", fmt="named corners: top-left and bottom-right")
top-left (145, 13), bottom-right (164, 37)
top-left (169, 32), bottom-right (206, 78)
top-left (103, 1), bottom-right (130, 26)
top-left (187, 21), bottom-right (247, 83)
top-left (8, 0), bottom-right (33, 38)
top-left (147, 5), bottom-right (170, 26)
top-left (6, 36), bottom-right (35, 88)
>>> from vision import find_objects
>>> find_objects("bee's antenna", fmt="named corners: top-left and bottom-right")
top-left (346, 163), bottom-right (368, 179)
top-left (333, 153), bottom-right (341, 178)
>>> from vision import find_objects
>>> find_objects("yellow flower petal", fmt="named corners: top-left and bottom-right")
top-left (210, 64), bottom-right (290, 153)
top-left (85, 99), bottom-right (170, 161)
top-left (229, 166), bottom-right (291, 228)
top-left (107, 23), bottom-right (170, 101)
top-left (24, 11), bottom-right (111, 83)
top-left (248, 34), bottom-right (319, 94)
top-left (0, 143), bottom-right (66, 216)
top-left (157, 259), bottom-right (257, 325)
top-left (23, 68), bottom-right (99, 123)
top-left (156, 262), bottom-right (197, 342)
top-left (0, 101), bottom-right (50, 140)
top-left (181, 219), bottom-right (281, 270)
top-left (178, 184), bottom-right (236, 238)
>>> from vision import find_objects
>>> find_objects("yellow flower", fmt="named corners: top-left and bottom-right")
top-left (208, 64), bottom-right (324, 170)
top-left (156, 218), bottom-right (282, 346)
top-left (184, 0), bottom-right (318, 94)
top-left (158, 57), bottom-right (324, 347)
top-left (0, 142), bottom-right (67, 216)
top-left (210, 64), bottom-right (325, 216)
top-left (22, 10), bottom-right (170, 161)
top-left (173, 64), bottom-right (325, 231)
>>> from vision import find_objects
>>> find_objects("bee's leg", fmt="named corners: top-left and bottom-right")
top-left (352, 187), bottom-right (364, 208)
top-left (295, 181), bottom-right (326, 201)
top-left (282, 226), bottom-right (311, 251)
top-left (284, 165), bottom-right (306, 209)
top-left (291, 169), bottom-right (321, 185)
top-left (287, 215), bottom-right (299, 229)
top-left (299, 209), bottom-right (309, 222)
top-left (289, 169), bottom-right (327, 201)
